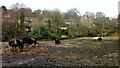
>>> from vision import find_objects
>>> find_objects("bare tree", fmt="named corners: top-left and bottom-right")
top-left (10, 2), bottom-right (26, 10)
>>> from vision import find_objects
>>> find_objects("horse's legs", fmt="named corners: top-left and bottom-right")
top-left (18, 46), bottom-right (21, 52)
top-left (18, 45), bottom-right (23, 52)
top-left (34, 42), bottom-right (36, 46)
top-left (11, 46), bottom-right (14, 52)
top-left (12, 47), bottom-right (15, 52)
top-left (14, 47), bottom-right (17, 52)
top-left (20, 45), bottom-right (24, 52)
top-left (11, 46), bottom-right (16, 52)
top-left (33, 41), bottom-right (37, 47)
top-left (31, 43), bottom-right (36, 47)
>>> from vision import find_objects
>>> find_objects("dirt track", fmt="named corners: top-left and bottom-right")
top-left (1, 37), bottom-right (118, 66)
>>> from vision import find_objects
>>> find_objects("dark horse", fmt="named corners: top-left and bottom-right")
top-left (55, 38), bottom-right (61, 44)
top-left (98, 37), bottom-right (102, 41)
top-left (8, 39), bottom-right (24, 52)
top-left (22, 37), bottom-right (38, 46)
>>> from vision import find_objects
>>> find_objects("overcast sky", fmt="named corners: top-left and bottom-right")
top-left (0, 0), bottom-right (119, 18)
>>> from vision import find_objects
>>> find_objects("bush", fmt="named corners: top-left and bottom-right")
top-left (28, 26), bottom-right (61, 40)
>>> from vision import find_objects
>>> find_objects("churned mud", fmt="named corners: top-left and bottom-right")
top-left (1, 37), bottom-right (118, 66)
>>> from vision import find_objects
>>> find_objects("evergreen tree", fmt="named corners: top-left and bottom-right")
top-left (118, 14), bottom-right (120, 34)
top-left (47, 19), bottom-right (52, 39)
top-left (17, 11), bottom-right (25, 38)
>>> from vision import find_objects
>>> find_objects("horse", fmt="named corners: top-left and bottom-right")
top-left (8, 39), bottom-right (24, 52)
top-left (98, 37), bottom-right (102, 41)
top-left (55, 38), bottom-right (61, 44)
top-left (22, 37), bottom-right (39, 47)
top-left (93, 37), bottom-right (103, 41)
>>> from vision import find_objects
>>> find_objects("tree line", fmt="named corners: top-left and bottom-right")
top-left (1, 3), bottom-right (118, 41)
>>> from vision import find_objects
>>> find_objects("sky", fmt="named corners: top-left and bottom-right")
top-left (0, 0), bottom-right (119, 18)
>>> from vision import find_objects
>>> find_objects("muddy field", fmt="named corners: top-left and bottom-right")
top-left (1, 37), bottom-right (118, 67)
